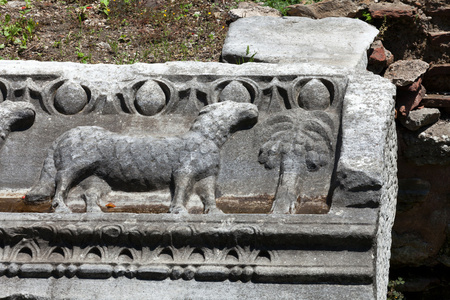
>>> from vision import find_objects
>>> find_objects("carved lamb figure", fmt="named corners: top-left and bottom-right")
top-left (25, 101), bottom-right (258, 214)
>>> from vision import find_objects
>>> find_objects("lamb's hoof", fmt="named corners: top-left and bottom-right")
top-left (169, 206), bottom-right (188, 214)
top-left (23, 193), bottom-right (51, 205)
top-left (269, 205), bottom-right (293, 214)
top-left (86, 206), bottom-right (103, 213)
top-left (52, 203), bottom-right (72, 214)
top-left (205, 207), bottom-right (224, 215)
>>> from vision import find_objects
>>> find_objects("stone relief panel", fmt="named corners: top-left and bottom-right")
top-left (0, 63), bottom-right (397, 296)
top-left (0, 68), bottom-right (347, 215)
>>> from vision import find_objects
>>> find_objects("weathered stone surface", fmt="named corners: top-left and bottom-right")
top-left (384, 59), bottom-right (430, 87)
top-left (397, 178), bottom-right (431, 212)
top-left (0, 278), bottom-right (375, 299)
top-left (229, 2), bottom-right (281, 20)
top-left (399, 108), bottom-right (440, 131)
top-left (286, 0), bottom-right (359, 19)
top-left (402, 120), bottom-right (450, 165)
top-left (329, 71), bottom-right (397, 299)
top-left (368, 2), bottom-right (418, 19)
top-left (393, 142), bottom-right (450, 284)
top-left (222, 17), bottom-right (378, 70)
top-left (367, 40), bottom-right (394, 74)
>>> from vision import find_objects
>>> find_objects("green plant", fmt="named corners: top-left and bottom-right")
top-left (246, 45), bottom-right (257, 62)
top-left (0, 0), bottom-right (8, 5)
top-left (378, 15), bottom-right (389, 40)
top-left (237, 45), bottom-right (257, 64)
top-left (108, 39), bottom-right (119, 56)
top-left (100, 0), bottom-right (110, 17)
top-left (387, 277), bottom-right (405, 300)
top-left (75, 44), bottom-right (91, 63)
top-left (362, 10), bottom-right (373, 23)
top-left (1, 12), bottom-right (36, 49)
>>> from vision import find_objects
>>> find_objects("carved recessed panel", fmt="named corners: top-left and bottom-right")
top-left (0, 68), bottom-right (347, 215)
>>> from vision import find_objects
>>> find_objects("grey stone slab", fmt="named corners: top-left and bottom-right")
top-left (0, 278), bottom-right (375, 300)
top-left (0, 60), bottom-right (396, 300)
top-left (221, 17), bottom-right (378, 70)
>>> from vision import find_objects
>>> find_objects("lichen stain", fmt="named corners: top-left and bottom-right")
top-left (0, 197), bottom-right (51, 213)
top-left (295, 196), bottom-right (330, 214)
top-left (216, 194), bottom-right (275, 214)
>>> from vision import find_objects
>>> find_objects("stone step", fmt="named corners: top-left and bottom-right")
top-left (423, 64), bottom-right (450, 92)
top-left (426, 6), bottom-right (450, 17)
top-left (427, 63), bottom-right (450, 76)
top-left (422, 94), bottom-right (450, 108)
top-left (428, 31), bottom-right (450, 46)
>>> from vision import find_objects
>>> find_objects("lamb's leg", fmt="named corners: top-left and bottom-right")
top-left (51, 170), bottom-right (77, 213)
top-left (196, 176), bottom-right (223, 214)
top-left (83, 188), bottom-right (103, 213)
top-left (169, 174), bottom-right (192, 214)
top-left (81, 176), bottom-right (109, 213)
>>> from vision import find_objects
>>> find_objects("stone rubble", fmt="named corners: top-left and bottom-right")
top-left (229, 2), bottom-right (281, 20)
top-left (384, 60), bottom-right (430, 87)
top-left (399, 107), bottom-right (440, 131)
top-left (286, 0), bottom-right (359, 19)
top-left (367, 40), bottom-right (394, 75)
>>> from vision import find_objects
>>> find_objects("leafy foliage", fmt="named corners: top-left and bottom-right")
top-left (387, 277), bottom-right (405, 300)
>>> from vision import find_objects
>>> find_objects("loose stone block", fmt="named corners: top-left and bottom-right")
top-left (0, 61), bottom-right (396, 300)
top-left (221, 16), bottom-right (379, 70)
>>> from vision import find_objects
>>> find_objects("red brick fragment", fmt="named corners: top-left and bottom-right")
top-left (369, 3), bottom-right (417, 19)
top-left (396, 84), bottom-right (426, 118)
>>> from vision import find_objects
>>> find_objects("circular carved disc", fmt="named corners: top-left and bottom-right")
top-left (135, 81), bottom-right (166, 116)
top-left (298, 79), bottom-right (330, 110)
top-left (54, 82), bottom-right (88, 115)
top-left (219, 81), bottom-right (251, 103)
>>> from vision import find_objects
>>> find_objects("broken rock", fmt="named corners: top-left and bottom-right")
top-left (396, 83), bottom-right (426, 117)
top-left (384, 60), bottom-right (429, 87)
top-left (368, 2), bottom-right (418, 19)
top-left (367, 40), bottom-right (394, 74)
top-left (229, 2), bottom-right (281, 20)
top-left (399, 108), bottom-right (440, 131)
top-left (287, 0), bottom-right (359, 19)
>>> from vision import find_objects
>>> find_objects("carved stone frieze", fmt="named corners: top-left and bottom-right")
top-left (0, 61), bottom-right (396, 300)
top-left (0, 213), bottom-right (376, 283)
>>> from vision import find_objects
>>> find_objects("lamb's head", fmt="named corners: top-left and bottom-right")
top-left (0, 101), bottom-right (35, 148)
top-left (191, 101), bottom-right (259, 147)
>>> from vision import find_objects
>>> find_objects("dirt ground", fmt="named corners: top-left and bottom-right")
top-left (0, 0), bottom-right (239, 63)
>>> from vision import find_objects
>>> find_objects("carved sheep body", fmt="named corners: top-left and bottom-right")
top-left (25, 101), bottom-right (258, 213)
